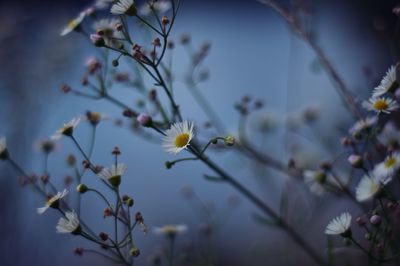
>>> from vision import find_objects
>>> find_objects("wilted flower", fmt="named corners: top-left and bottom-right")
top-left (325, 212), bottom-right (352, 236)
top-left (153, 224), bottom-right (188, 238)
top-left (355, 175), bottom-right (380, 202)
top-left (52, 118), bottom-right (81, 140)
top-left (98, 163), bottom-right (127, 187)
top-left (372, 65), bottom-right (398, 97)
top-left (60, 12), bottom-right (86, 36)
top-left (37, 189), bottom-right (69, 214)
top-left (56, 211), bottom-right (81, 234)
top-left (162, 121), bottom-right (194, 154)
top-left (111, 0), bottom-right (136, 16)
top-left (362, 97), bottom-right (399, 114)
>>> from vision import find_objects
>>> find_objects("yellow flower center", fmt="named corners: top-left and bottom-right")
top-left (175, 133), bottom-right (190, 148)
top-left (373, 99), bottom-right (388, 111)
top-left (384, 157), bottom-right (396, 168)
top-left (68, 19), bottom-right (78, 29)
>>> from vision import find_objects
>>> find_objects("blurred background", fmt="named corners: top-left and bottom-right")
top-left (0, 0), bottom-right (399, 265)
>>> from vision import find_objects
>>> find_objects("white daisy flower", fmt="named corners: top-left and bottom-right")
top-left (98, 163), bottom-right (127, 187)
top-left (0, 137), bottom-right (8, 160)
top-left (349, 116), bottom-right (377, 135)
top-left (95, 0), bottom-right (114, 9)
top-left (325, 212), bottom-right (352, 236)
top-left (153, 224), bottom-right (188, 237)
top-left (139, 0), bottom-right (172, 16)
top-left (303, 170), bottom-right (327, 196)
top-left (93, 18), bottom-right (120, 36)
top-left (373, 152), bottom-right (400, 184)
top-left (111, 0), bottom-right (137, 16)
top-left (372, 66), bottom-right (398, 97)
top-left (51, 117), bottom-right (81, 140)
top-left (362, 96), bottom-right (399, 114)
top-left (60, 12), bottom-right (86, 36)
top-left (378, 122), bottom-right (400, 148)
top-left (37, 189), bottom-right (69, 214)
top-left (355, 175), bottom-right (380, 202)
top-left (56, 211), bottom-right (81, 234)
top-left (162, 121), bottom-right (194, 154)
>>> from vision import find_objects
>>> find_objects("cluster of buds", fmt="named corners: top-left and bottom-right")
top-left (132, 44), bottom-right (144, 61)
top-left (234, 95), bottom-right (264, 115)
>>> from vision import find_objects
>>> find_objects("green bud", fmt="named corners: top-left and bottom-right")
top-left (223, 136), bottom-right (235, 146)
top-left (165, 161), bottom-right (173, 169)
top-left (129, 247), bottom-right (140, 257)
top-left (112, 59), bottom-right (119, 67)
top-left (127, 198), bottom-right (134, 207)
top-left (76, 184), bottom-right (88, 194)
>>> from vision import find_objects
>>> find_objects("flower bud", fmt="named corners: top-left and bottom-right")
top-left (112, 59), bottom-right (119, 67)
top-left (370, 215), bottom-right (382, 226)
top-left (136, 113), bottom-right (153, 127)
top-left (129, 247), bottom-right (140, 257)
top-left (76, 184), bottom-right (88, 194)
top-left (348, 154), bottom-right (363, 168)
top-left (99, 232), bottom-right (109, 241)
top-left (356, 216), bottom-right (365, 226)
top-left (74, 247), bottom-right (83, 256)
top-left (103, 208), bottom-right (111, 218)
top-left (223, 136), bottom-right (235, 146)
top-left (90, 34), bottom-right (105, 47)
top-left (126, 198), bottom-right (134, 207)
top-left (162, 16), bottom-right (170, 25)
top-left (66, 154), bottom-right (76, 166)
top-left (112, 147), bottom-right (121, 155)
top-left (165, 161), bottom-right (173, 169)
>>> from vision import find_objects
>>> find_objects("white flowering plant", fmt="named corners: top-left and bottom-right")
top-left (3, 0), bottom-right (400, 265)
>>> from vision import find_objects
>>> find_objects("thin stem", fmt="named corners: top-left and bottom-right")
top-left (188, 146), bottom-right (325, 265)
top-left (169, 236), bottom-right (175, 266)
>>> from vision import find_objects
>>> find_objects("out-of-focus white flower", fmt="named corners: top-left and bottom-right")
top-left (111, 0), bottom-right (136, 16)
top-left (139, 0), bottom-right (172, 16)
top-left (378, 122), bottom-right (400, 148)
top-left (52, 118), bottom-right (81, 140)
top-left (373, 152), bottom-right (400, 184)
top-left (56, 211), bottom-right (81, 234)
top-left (93, 18), bottom-right (120, 36)
top-left (325, 212), bottom-right (352, 235)
top-left (98, 163), bottom-right (127, 187)
top-left (60, 12), bottom-right (86, 36)
top-left (373, 66), bottom-right (398, 97)
top-left (303, 170), bottom-right (327, 196)
top-left (162, 121), bottom-right (194, 154)
top-left (349, 116), bottom-right (377, 135)
top-left (95, 0), bottom-right (114, 9)
top-left (153, 224), bottom-right (188, 237)
top-left (355, 175), bottom-right (380, 202)
top-left (37, 189), bottom-right (69, 214)
top-left (362, 97), bottom-right (399, 114)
